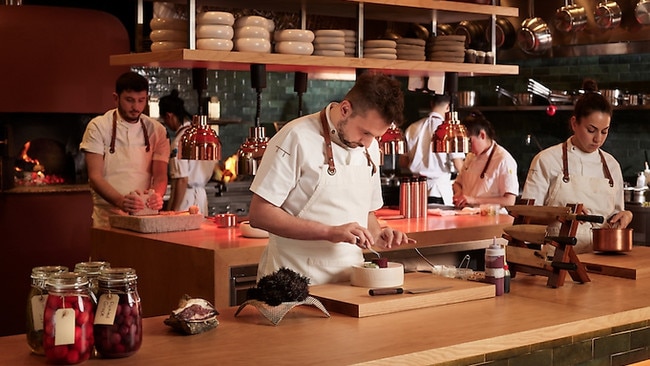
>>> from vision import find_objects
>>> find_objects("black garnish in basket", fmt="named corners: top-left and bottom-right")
top-left (246, 267), bottom-right (310, 306)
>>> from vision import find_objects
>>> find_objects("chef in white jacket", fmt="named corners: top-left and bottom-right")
top-left (522, 91), bottom-right (632, 253)
top-left (249, 73), bottom-right (414, 285)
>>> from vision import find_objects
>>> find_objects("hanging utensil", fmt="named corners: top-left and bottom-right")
top-left (595, 1), bottom-right (622, 30)
top-left (553, 0), bottom-right (587, 33)
top-left (636, 0), bottom-right (650, 25)
top-left (517, 0), bottom-right (552, 55)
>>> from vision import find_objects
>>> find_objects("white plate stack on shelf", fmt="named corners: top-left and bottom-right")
top-left (313, 30), bottom-right (346, 57)
top-left (149, 18), bottom-right (189, 52)
top-left (195, 11), bottom-right (235, 51)
top-left (273, 29), bottom-right (314, 55)
top-left (426, 35), bottom-right (466, 63)
top-left (396, 38), bottom-right (426, 61)
top-left (363, 39), bottom-right (397, 60)
top-left (233, 15), bottom-right (274, 53)
top-left (343, 29), bottom-right (357, 57)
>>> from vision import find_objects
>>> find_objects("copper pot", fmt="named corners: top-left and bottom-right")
top-left (592, 228), bottom-right (633, 252)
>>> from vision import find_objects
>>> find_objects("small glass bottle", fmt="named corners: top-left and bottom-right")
top-left (94, 267), bottom-right (142, 358)
top-left (504, 264), bottom-right (511, 294)
top-left (43, 272), bottom-right (95, 365)
top-left (26, 265), bottom-right (69, 355)
top-left (74, 261), bottom-right (110, 304)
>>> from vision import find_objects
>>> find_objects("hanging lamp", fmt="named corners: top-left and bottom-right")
top-left (180, 115), bottom-right (221, 160)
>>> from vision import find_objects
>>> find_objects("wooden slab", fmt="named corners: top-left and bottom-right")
top-left (503, 224), bottom-right (547, 243)
top-left (108, 213), bottom-right (204, 233)
top-left (309, 272), bottom-right (494, 317)
top-left (579, 246), bottom-right (650, 279)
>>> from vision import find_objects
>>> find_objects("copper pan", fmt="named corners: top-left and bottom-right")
top-left (592, 227), bottom-right (633, 252)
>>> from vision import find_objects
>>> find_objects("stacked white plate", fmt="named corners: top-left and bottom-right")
top-left (313, 29), bottom-right (346, 57)
top-left (196, 11), bottom-right (234, 51)
top-left (363, 39), bottom-right (397, 60)
top-left (342, 29), bottom-right (357, 57)
top-left (273, 29), bottom-right (314, 55)
top-left (233, 15), bottom-right (273, 53)
top-left (149, 18), bottom-right (188, 52)
top-left (426, 35), bottom-right (466, 63)
top-left (396, 37), bottom-right (426, 61)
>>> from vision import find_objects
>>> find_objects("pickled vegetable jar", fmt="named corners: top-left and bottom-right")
top-left (74, 261), bottom-right (110, 304)
top-left (94, 267), bottom-right (142, 358)
top-left (25, 265), bottom-right (69, 355)
top-left (43, 272), bottom-right (95, 365)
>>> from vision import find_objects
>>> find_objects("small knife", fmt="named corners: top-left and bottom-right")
top-left (405, 286), bottom-right (452, 294)
top-left (368, 286), bottom-right (452, 296)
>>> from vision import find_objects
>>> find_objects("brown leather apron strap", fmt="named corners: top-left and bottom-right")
top-left (319, 107), bottom-right (336, 175)
top-left (110, 111), bottom-right (151, 154)
top-left (562, 141), bottom-right (570, 183)
top-left (140, 120), bottom-right (151, 152)
top-left (598, 149), bottom-right (614, 187)
top-left (479, 142), bottom-right (497, 179)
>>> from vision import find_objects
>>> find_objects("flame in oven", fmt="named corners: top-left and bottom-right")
top-left (14, 140), bottom-right (65, 186)
top-left (215, 154), bottom-right (237, 183)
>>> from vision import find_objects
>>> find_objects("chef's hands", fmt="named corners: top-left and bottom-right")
top-left (374, 227), bottom-right (416, 249)
top-left (120, 190), bottom-right (163, 214)
top-left (144, 189), bottom-right (164, 210)
top-left (453, 194), bottom-right (474, 208)
top-left (607, 210), bottom-right (633, 228)
top-left (334, 223), bottom-right (415, 249)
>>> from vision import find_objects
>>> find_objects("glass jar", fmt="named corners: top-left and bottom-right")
top-left (93, 267), bottom-right (142, 358)
top-left (74, 261), bottom-right (110, 304)
top-left (25, 265), bottom-right (69, 355)
top-left (43, 272), bottom-right (95, 365)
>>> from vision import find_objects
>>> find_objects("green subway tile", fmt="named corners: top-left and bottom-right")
top-left (593, 332), bottom-right (631, 359)
top-left (553, 339), bottom-right (593, 366)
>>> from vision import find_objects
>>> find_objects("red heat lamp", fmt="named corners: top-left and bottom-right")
top-left (432, 111), bottom-right (470, 154)
top-left (379, 123), bottom-right (406, 156)
top-left (180, 115), bottom-right (222, 161)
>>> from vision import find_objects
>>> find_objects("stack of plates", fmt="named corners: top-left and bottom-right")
top-left (233, 15), bottom-right (273, 53)
top-left (196, 11), bottom-right (234, 51)
top-left (149, 18), bottom-right (188, 52)
top-left (396, 38), bottom-right (426, 61)
top-left (363, 39), bottom-right (397, 60)
top-left (343, 29), bottom-right (357, 57)
top-left (313, 30), bottom-right (346, 57)
top-left (427, 35), bottom-right (466, 63)
top-left (273, 29), bottom-right (314, 55)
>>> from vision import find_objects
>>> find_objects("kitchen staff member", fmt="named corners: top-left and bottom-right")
top-left (159, 90), bottom-right (217, 216)
top-left (404, 93), bottom-right (465, 205)
top-left (249, 73), bottom-right (414, 285)
top-left (453, 110), bottom-right (518, 208)
top-left (80, 71), bottom-right (170, 227)
top-left (522, 91), bottom-right (633, 253)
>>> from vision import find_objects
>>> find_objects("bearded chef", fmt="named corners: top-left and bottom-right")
top-left (80, 72), bottom-right (170, 227)
top-left (248, 73), bottom-right (414, 285)
top-left (522, 90), bottom-right (633, 253)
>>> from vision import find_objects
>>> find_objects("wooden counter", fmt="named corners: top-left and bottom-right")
top-left (2, 271), bottom-right (650, 365)
top-left (91, 210), bottom-right (513, 312)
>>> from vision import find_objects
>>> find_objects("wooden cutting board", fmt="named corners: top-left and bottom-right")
top-left (578, 246), bottom-right (650, 279)
top-left (309, 272), bottom-right (494, 318)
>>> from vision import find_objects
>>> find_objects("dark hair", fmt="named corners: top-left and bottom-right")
top-left (582, 78), bottom-right (598, 92)
top-left (462, 110), bottom-right (496, 140)
top-left (430, 93), bottom-right (451, 109)
top-left (159, 90), bottom-right (191, 121)
top-left (115, 71), bottom-right (148, 95)
top-left (573, 91), bottom-right (612, 122)
top-left (344, 72), bottom-right (404, 126)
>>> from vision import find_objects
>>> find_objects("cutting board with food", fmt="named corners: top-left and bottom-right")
top-left (109, 212), bottom-right (204, 233)
top-left (309, 272), bottom-right (494, 317)
top-left (578, 246), bottom-right (650, 280)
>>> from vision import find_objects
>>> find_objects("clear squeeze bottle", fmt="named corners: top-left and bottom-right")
top-left (485, 237), bottom-right (505, 296)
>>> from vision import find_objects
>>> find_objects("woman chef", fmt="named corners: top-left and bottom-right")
top-left (521, 91), bottom-right (633, 253)
top-left (248, 73), bottom-right (414, 285)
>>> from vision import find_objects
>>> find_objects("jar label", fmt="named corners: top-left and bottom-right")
top-left (30, 295), bottom-right (48, 331)
top-left (54, 308), bottom-right (75, 345)
top-left (95, 293), bottom-right (118, 325)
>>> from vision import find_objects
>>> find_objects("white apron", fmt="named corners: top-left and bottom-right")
top-left (431, 177), bottom-right (454, 206)
top-left (257, 108), bottom-right (375, 285)
top-left (545, 142), bottom-right (616, 253)
top-left (92, 112), bottom-right (153, 227)
top-left (180, 186), bottom-right (208, 215)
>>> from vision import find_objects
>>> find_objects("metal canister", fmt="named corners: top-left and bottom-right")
top-left (419, 176), bottom-right (428, 218)
top-left (399, 177), bottom-right (411, 218)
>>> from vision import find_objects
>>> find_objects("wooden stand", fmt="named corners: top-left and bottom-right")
top-left (502, 202), bottom-right (595, 288)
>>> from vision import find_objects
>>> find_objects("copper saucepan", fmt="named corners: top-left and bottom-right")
top-left (592, 227), bottom-right (633, 252)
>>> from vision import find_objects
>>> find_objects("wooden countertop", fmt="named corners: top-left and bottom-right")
top-left (2, 271), bottom-right (650, 365)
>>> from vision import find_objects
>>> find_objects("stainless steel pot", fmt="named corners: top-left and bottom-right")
top-left (595, 1), bottom-right (622, 30)
top-left (455, 20), bottom-right (485, 48)
top-left (517, 17), bottom-right (552, 54)
top-left (553, 2), bottom-right (588, 33)
top-left (485, 17), bottom-right (516, 50)
top-left (636, 0), bottom-right (650, 25)
top-left (592, 228), bottom-right (633, 252)
top-left (601, 89), bottom-right (623, 106)
top-left (457, 91), bottom-right (478, 107)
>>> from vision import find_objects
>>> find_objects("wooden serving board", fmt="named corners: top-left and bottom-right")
top-left (109, 213), bottom-right (204, 233)
top-left (309, 272), bottom-right (494, 318)
top-left (578, 246), bottom-right (650, 280)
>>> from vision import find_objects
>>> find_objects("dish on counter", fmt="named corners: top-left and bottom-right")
top-left (239, 221), bottom-right (269, 238)
top-left (350, 262), bottom-right (404, 288)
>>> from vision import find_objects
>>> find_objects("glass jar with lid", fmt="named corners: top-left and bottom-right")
top-left (25, 265), bottom-right (69, 355)
top-left (74, 261), bottom-right (110, 303)
top-left (43, 272), bottom-right (95, 365)
top-left (93, 267), bottom-right (142, 358)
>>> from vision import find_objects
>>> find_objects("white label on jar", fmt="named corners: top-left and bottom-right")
top-left (30, 295), bottom-right (48, 331)
top-left (95, 293), bottom-right (118, 325)
top-left (54, 308), bottom-right (75, 345)
top-left (485, 267), bottom-right (505, 278)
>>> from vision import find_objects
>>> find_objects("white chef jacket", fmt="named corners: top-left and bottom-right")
top-left (454, 142), bottom-right (519, 199)
top-left (405, 112), bottom-right (464, 204)
top-left (80, 109), bottom-right (170, 227)
top-left (169, 120), bottom-right (217, 215)
top-left (251, 103), bottom-right (383, 285)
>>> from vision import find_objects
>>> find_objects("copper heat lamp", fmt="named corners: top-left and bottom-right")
top-left (432, 108), bottom-right (469, 154)
top-left (180, 115), bottom-right (222, 160)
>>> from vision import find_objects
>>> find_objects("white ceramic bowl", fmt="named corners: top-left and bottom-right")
top-left (197, 11), bottom-right (235, 26)
top-left (196, 25), bottom-right (234, 40)
top-left (314, 43), bottom-right (345, 51)
top-left (150, 18), bottom-right (187, 31)
top-left (150, 29), bottom-right (188, 42)
top-left (234, 15), bottom-right (268, 29)
top-left (274, 29), bottom-right (315, 43)
top-left (274, 41), bottom-right (314, 55)
top-left (314, 29), bottom-right (346, 38)
top-left (312, 49), bottom-right (345, 57)
top-left (239, 221), bottom-right (269, 238)
top-left (351, 262), bottom-right (404, 288)
top-left (150, 41), bottom-right (187, 52)
top-left (313, 36), bottom-right (345, 45)
top-left (234, 26), bottom-right (270, 40)
top-left (196, 38), bottom-right (234, 51)
top-left (234, 38), bottom-right (271, 53)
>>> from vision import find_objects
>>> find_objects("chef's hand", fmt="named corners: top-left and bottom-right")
top-left (121, 191), bottom-right (145, 214)
top-left (374, 228), bottom-right (416, 249)
top-left (334, 222), bottom-right (375, 249)
top-left (453, 194), bottom-right (472, 208)
top-left (608, 210), bottom-right (633, 228)
top-left (144, 189), bottom-right (164, 210)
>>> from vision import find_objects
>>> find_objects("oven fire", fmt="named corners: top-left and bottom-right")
top-left (14, 140), bottom-right (66, 186)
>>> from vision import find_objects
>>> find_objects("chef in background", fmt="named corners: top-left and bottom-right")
top-left (404, 93), bottom-right (465, 205)
top-left (80, 71), bottom-right (170, 227)
top-left (453, 110), bottom-right (518, 208)
top-left (249, 73), bottom-right (414, 285)
top-left (521, 85), bottom-right (632, 253)
top-left (159, 90), bottom-right (217, 216)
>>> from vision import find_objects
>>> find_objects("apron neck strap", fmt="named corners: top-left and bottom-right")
top-left (319, 107), bottom-right (336, 176)
top-left (480, 142), bottom-right (497, 179)
top-left (562, 140), bottom-right (614, 187)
